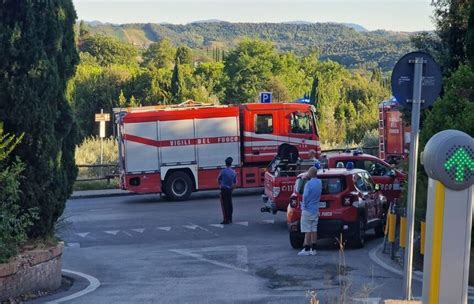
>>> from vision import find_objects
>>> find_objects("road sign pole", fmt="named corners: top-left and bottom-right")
top-left (403, 57), bottom-right (424, 300)
top-left (100, 109), bottom-right (104, 177)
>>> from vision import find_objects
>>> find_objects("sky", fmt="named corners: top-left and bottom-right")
top-left (73, 0), bottom-right (435, 32)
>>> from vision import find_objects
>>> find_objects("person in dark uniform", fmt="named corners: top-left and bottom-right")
top-left (217, 157), bottom-right (237, 224)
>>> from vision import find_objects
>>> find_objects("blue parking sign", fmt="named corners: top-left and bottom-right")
top-left (259, 92), bottom-right (272, 103)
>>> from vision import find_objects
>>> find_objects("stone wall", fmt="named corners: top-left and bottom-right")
top-left (0, 242), bottom-right (64, 301)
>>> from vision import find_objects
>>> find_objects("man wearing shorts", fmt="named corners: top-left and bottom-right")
top-left (298, 167), bottom-right (322, 256)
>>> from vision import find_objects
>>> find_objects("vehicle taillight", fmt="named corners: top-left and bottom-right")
top-left (343, 196), bottom-right (352, 206)
top-left (272, 186), bottom-right (281, 198)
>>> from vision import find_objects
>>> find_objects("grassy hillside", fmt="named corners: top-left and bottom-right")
top-left (83, 21), bottom-right (413, 70)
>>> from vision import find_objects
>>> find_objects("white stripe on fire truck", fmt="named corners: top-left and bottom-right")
top-left (244, 153), bottom-right (280, 157)
top-left (243, 151), bottom-right (311, 158)
top-left (242, 131), bottom-right (320, 146)
top-left (243, 141), bottom-right (279, 147)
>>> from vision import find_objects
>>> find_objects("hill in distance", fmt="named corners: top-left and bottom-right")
top-left (83, 21), bottom-right (413, 70)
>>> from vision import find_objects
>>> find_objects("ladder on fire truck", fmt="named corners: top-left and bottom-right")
top-left (113, 99), bottom-right (221, 114)
top-left (378, 104), bottom-right (386, 160)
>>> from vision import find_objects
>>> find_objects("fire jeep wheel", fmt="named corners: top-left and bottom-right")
top-left (289, 231), bottom-right (305, 249)
top-left (350, 217), bottom-right (366, 248)
top-left (165, 171), bottom-right (193, 201)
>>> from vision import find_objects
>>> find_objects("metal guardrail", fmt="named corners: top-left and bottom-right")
top-left (76, 164), bottom-right (119, 183)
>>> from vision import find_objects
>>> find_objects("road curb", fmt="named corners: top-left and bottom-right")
top-left (368, 244), bottom-right (474, 298)
top-left (70, 191), bottom-right (136, 200)
top-left (45, 269), bottom-right (101, 303)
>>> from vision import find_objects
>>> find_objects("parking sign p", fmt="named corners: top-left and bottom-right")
top-left (259, 92), bottom-right (272, 103)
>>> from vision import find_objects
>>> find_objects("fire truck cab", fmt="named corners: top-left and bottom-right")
top-left (114, 101), bottom-right (320, 200)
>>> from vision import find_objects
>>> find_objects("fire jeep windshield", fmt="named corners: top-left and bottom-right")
top-left (295, 177), bottom-right (346, 195)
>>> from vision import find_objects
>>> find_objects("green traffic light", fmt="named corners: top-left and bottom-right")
top-left (444, 147), bottom-right (474, 182)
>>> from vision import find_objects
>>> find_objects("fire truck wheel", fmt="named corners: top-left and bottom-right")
top-left (289, 231), bottom-right (304, 249)
top-left (165, 171), bottom-right (193, 201)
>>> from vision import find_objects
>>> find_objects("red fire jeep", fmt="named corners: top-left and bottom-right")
top-left (287, 168), bottom-right (387, 249)
top-left (262, 149), bottom-right (404, 215)
top-left (322, 150), bottom-right (406, 207)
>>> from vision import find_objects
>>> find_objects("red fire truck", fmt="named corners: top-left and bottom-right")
top-left (378, 98), bottom-right (410, 165)
top-left (114, 101), bottom-right (320, 200)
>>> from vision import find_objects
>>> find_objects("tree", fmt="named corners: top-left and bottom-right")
top-left (432, 0), bottom-right (472, 72)
top-left (118, 90), bottom-right (127, 107)
top-left (81, 34), bottom-right (138, 66)
top-left (194, 61), bottom-right (227, 101)
top-left (142, 39), bottom-right (176, 69)
top-left (309, 76), bottom-right (319, 105)
top-left (264, 77), bottom-right (290, 102)
top-left (466, 1), bottom-right (474, 67)
top-left (415, 65), bottom-right (474, 216)
top-left (72, 63), bottom-right (135, 139)
top-left (175, 46), bottom-right (193, 65)
top-left (224, 39), bottom-right (279, 103)
top-left (170, 59), bottom-right (185, 103)
top-left (0, 0), bottom-right (79, 238)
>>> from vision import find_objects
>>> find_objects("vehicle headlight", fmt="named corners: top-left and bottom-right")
top-left (272, 186), bottom-right (281, 198)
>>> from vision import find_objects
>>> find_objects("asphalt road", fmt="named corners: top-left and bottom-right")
top-left (53, 189), bottom-right (422, 303)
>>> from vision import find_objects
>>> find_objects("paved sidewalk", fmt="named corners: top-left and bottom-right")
top-left (71, 189), bottom-right (134, 199)
top-left (369, 243), bottom-right (474, 302)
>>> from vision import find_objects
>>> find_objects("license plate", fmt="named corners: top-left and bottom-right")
top-left (319, 201), bottom-right (327, 208)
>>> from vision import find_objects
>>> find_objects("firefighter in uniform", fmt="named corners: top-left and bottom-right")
top-left (217, 157), bottom-right (237, 224)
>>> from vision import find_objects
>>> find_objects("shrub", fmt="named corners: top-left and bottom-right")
top-left (0, 128), bottom-right (37, 263)
top-left (75, 136), bottom-right (118, 179)
top-left (361, 129), bottom-right (379, 148)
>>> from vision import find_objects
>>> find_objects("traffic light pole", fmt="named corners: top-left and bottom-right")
top-left (403, 57), bottom-right (424, 300)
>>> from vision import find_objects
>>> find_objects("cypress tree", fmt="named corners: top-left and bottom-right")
top-left (309, 76), bottom-right (319, 105)
top-left (0, 0), bottom-right (79, 238)
top-left (466, 1), bottom-right (474, 67)
top-left (170, 58), bottom-right (185, 103)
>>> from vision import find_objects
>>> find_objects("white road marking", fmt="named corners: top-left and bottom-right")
top-left (104, 230), bottom-right (120, 236)
top-left (66, 242), bottom-right (80, 248)
top-left (170, 245), bottom-right (248, 272)
top-left (157, 226), bottom-right (171, 231)
top-left (262, 219), bottom-right (275, 224)
top-left (123, 231), bottom-right (133, 237)
top-left (210, 224), bottom-right (224, 229)
top-left (235, 221), bottom-right (248, 226)
top-left (183, 224), bottom-right (198, 230)
top-left (196, 225), bottom-right (214, 234)
top-left (76, 232), bottom-right (90, 238)
top-left (46, 269), bottom-right (100, 303)
top-left (131, 228), bottom-right (145, 233)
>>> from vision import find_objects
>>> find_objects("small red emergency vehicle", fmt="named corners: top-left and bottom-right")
top-left (378, 98), bottom-right (410, 164)
top-left (262, 149), bottom-right (405, 214)
top-left (114, 101), bottom-right (320, 200)
top-left (287, 168), bottom-right (387, 248)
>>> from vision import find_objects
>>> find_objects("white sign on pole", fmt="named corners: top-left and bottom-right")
top-left (99, 121), bottom-right (106, 138)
